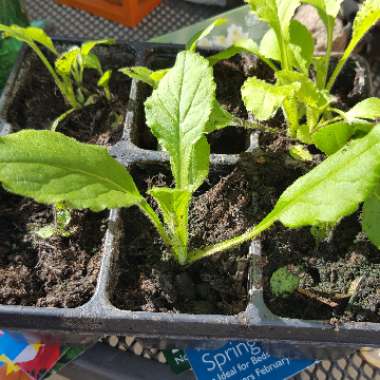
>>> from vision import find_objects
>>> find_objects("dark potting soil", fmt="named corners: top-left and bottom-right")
top-left (0, 190), bottom-right (107, 307)
top-left (236, 151), bottom-right (380, 324)
top-left (7, 46), bottom-right (134, 145)
top-left (132, 54), bottom-right (271, 154)
top-left (111, 149), bottom-right (380, 322)
top-left (112, 163), bottom-right (256, 315)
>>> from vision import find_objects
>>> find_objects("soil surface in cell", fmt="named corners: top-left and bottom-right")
top-left (112, 163), bottom-right (256, 315)
top-left (113, 149), bottom-right (380, 323)
top-left (0, 191), bottom-right (107, 307)
top-left (7, 46), bottom-right (133, 145)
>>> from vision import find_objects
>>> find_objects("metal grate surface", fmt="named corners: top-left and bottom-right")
top-left (24, 0), bottom-right (222, 41)
top-left (293, 352), bottom-right (380, 380)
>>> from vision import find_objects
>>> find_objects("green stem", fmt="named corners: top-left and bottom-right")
top-left (138, 199), bottom-right (172, 249)
top-left (322, 19), bottom-right (334, 89)
top-left (313, 115), bottom-right (343, 133)
top-left (328, 107), bottom-right (347, 119)
top-left (235, 118), bottom-right (278, 134)
top-left (187, 213), bottom-right (276, 264)
top-left (30, 41), bottom-right (80, 109)
top-left (326, 47), bottom-right (354, 92)
top-left (103, 83), bottom-right (112, 101)
top-left (51, 107), bottom-right (76, 131)
top-left (277, 32), bottom-right (289, 71)
top-left (171, 236), bottom-right (188, 266)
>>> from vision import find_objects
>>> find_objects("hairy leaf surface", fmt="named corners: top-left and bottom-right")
top-left (242, 77), bottom-right (299, 120)
top-left (268, 124), bottom-right (380, 227)
top-left (145, 51), bottom-right (215, 189)
top-left (149, 187), bottom-right (191, 264)
top-left (0, 130), bottom-right (142, 211)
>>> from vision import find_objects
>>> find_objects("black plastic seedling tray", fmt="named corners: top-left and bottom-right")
top-left (0, 40), bottom-right (377, 360)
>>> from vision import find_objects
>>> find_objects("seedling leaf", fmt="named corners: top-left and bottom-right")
top-left (270, 267), bottom-right (300, 297)
top-left (145, 51), bottom-right (215, 189)
top-left (242, 77), bottom-right (299, 120)
top-left (205, 100), bottom-right (234, 133)
top-left (0, 130), bottom-right (143, 211)
top-left (98, 69), bottom-right (112, 88)
top-left (189, 136), bottom-right (210, 192)
top-left (346, 97), bottom-right (380, 122)
top-left (327, 0), bottom-right (380, 90)
top-left (271, 124), bottom-right (380, 227)
top-left (186, 18), bottom-right (227, 51)
top-left (0, 24), bottom-right (58, 55)
top-left (149, 188), bottom-right (191, 264)
top-left (312, 121), bottom-right (354, 155)
top-left (288, 20), bottom-right (315, 72)
top-left (120, 66), bottom-right (157, 88)
top-left (80, 39), bottom-right (115, 56)
top-left (246, 0), bottom-right (300, 35)
top-left (55, 48), bottom-right (80, 76)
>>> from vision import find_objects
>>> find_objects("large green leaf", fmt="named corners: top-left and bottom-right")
top-left (242, 76), bottom-right (300, 120)
top-left (0, 24), bottom-right (57, 54)
top-left (268, 124), bottom-right (380, 227)
top-left (149, 187), bottom-right (192, 264)
top-left (145, 50), bottom-right (215, 189)
top-left (0, 130), bottom-right (143, 211)
top-left (362, 186), bottom-right (380, 248)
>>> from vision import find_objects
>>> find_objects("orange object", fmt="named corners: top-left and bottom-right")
top-left (55, 0), bottom-right (161, 27)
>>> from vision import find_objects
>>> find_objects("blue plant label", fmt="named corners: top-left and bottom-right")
top-left (0, 330), bottom-right (29, 362)
top-left (186, 341), bottom-right (316, 380)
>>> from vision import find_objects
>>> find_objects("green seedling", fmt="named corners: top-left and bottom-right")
top-left (1, 50), bottom-right (380, 263)
top-left (238, 0), bottom-right (380, 154)
top-left (36, 203), bottom-right (75, 239)
top-left (0, 24), bottom-right (114, 128)
top-left (270, 267), bottom-right (300, 297)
